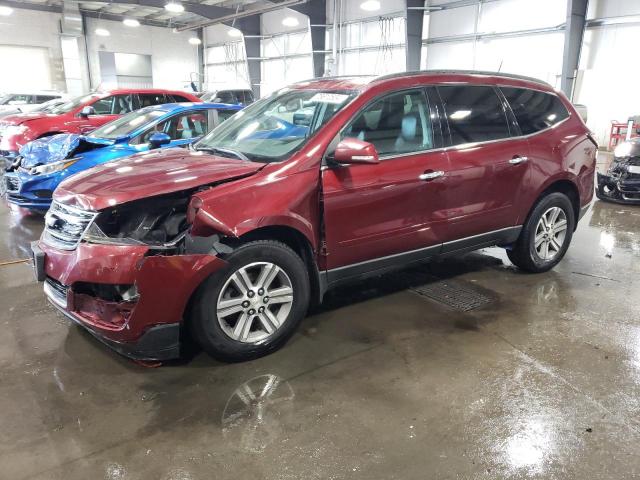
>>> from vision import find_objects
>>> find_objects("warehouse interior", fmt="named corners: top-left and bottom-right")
top-left (1, 0), bottom-right (640, 478)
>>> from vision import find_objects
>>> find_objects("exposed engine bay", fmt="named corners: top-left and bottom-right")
top-left (84, 192), bottom-right (192, 251)
top-left (597, 139), bottom-right (640, 204)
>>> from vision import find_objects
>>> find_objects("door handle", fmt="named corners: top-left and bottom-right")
top-left (509, 156), bottom-right (529, 165)
top-left (419, 170), bottom-right (445, 181)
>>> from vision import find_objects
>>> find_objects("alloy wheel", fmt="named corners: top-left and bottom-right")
top-left (216, 262), bottom-right (294, 343)
top-left (534, 206), bottom-right (568, 261)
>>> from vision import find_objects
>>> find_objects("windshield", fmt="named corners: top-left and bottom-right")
top-left (194, 89), bottom-right (356, 163)
top-left (49, 94), bottom-right (101, 115)
top-left (91, 108), bottom-right (166, 139)
top-left (37, 99), bottom-right (64, 113)
top-left (0, 95), bottom-right (11, 105)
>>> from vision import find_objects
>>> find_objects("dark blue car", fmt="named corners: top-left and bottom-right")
top-left (3, 102), bottom-right (242, 211)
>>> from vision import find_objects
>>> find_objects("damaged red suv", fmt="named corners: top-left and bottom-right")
top-left (33, 71), bottom-right (597, 362)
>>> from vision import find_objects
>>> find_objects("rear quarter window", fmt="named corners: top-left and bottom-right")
top-left (501, 87), bottom-right (570, 135)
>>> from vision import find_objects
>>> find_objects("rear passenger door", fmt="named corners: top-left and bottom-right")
top-left (438, 85), bottom-right (531, 247)
top-left (322, 88), bottom-right (451, 271)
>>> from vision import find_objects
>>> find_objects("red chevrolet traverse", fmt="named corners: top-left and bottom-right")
top-left (32, 71), bottom-right (597, 362)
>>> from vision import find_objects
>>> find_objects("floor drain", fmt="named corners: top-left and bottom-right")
top-left (410, 280), bottom-right (493, 311)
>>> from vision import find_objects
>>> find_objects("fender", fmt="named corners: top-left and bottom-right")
top-left (191, 166), bottom-right (321, 251)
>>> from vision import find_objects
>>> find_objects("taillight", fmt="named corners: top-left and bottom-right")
top-left (186, 196), bottom-right (203, 224)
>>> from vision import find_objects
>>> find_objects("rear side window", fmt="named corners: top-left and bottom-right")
top-left (438, 85), bottom-right (510, 145)
top-left (171, 94), bottom-right (192, 102)
top-left (138, 93), bottom-right (168, 107)
top-left (501, 87), bottom-right (570, 135)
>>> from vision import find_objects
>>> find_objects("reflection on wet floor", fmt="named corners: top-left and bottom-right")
top-left (1, 198), bottom-right (640, 479)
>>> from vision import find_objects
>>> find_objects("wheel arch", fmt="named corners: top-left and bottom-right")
top-left (528, 176), bottom-right (581, 230)
top-left (234, 225), bottom-right (323, 307)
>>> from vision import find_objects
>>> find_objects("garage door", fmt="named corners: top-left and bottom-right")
top-left (0, 45), bottom-right (52, 91)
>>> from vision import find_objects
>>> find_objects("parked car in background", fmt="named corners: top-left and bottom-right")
top-left (0, 89), bottom-right (201, 166)
top-left (0, 97), bottom-right (68, 120)
top-left (4, 102), bottom-right (242, 211)
top-left (199, 89), bottom-right (255, 105)
top-left (33, 71), bottom-right (596, 362)
top-left (0, 91), bottom-right (65, 116)
top-left (597, 138), bottom-right (640, 204)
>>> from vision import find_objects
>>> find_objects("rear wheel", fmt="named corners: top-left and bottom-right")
top-left (507, 192), bottom-right (575, 273)
top-left (190, 240), bottom-right (309, 362)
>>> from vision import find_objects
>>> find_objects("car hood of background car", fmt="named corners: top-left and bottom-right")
top-left (54, 147), bottom-right (265, 211)
top-left (19, 133), bottom-right (114, 168)
top-left (0, 112), bottom-right (58, 126)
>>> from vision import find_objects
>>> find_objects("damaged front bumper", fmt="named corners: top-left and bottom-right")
top-left (4, 170), bottom-right (57, 211)
top-left (33, 240), bottom-right (227, 361)
top-left (597, 171), bottom-right (640, 204)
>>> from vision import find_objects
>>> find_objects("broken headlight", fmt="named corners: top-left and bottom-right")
top-left (84, 194), bottom-right (190, 249)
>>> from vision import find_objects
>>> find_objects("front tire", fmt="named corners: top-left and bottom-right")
top-left (190, 240), bottom-right (310, 362)
top-left (507, 192), bottom-right (575, 273)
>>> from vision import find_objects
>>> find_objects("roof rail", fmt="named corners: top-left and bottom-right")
top-left (373, 69), bottom-right (552, 87)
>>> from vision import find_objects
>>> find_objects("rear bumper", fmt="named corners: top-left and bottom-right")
top-left (597, 172), bottom-right (640, 204)
top-left (35, 240), bottom-right (228, 361)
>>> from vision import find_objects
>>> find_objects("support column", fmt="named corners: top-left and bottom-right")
top-left (236, 16), bottom-right (262, 99)
top-left (291, 0), bottom-right (327, 78)
top-left (406, 0), bottom-right (425, 71)
top-left (561, 0), bottom-right (588, 100)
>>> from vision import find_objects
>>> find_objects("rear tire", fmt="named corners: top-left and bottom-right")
top-left (190, 240), bottom-right (309, 362)
top-left (507, 192), bottom-right (575, 273)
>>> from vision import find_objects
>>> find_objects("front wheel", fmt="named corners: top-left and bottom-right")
top-left (190, 240), bottom-right (310, 362)
top-left (507, 192), bottom-right (575, 273)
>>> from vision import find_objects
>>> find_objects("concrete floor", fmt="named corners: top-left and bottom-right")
top-left (2, 165), bottom-right (640, 478)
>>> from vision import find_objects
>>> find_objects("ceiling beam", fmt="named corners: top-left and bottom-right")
top-left (97, 0), bottom-right (234, 20)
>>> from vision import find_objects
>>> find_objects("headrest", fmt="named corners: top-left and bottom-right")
top-left (401, 114), bottom-right (417, 140)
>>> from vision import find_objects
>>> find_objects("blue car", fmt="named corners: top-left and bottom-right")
top-left (3, 102), bottom-right (242, 211)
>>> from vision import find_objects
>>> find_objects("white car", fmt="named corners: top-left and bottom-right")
top-left (0, 91), bottom-right (67, 116)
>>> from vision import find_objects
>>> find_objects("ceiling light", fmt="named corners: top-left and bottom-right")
top-left (0, 5), bottom-right (14, 15)
top-left (228, 28), bottom-right (242, 37)
top-left (360, 0), bottom-right (381, 11)
top-left (95, 28), bottom-right (110, 37)
top-left (164, 2), bottom-right (184, 13)
top-left (282, 16), bottom-right (299, 27)
top-left (188, 37), bottom-right (202, 45)
top-left (123, 18), bottom-right (140, 27)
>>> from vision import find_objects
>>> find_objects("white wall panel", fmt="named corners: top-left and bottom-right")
top-left (479, 0), bottom-right (566, 33)
top-left (0, 9), bottom-right (65, 91)
top-left (86, 17), bottom-right (198, 91)
top-left (576, 23), bottom-right (640, 144)
top-left (587, 0), bottom-right (640, 19)
top-left (476, 33), bottom-right (564, 86)
top-left (424, 42), bottom-right (475, 70)
top-left (428, 6), bottom-right (477, 38)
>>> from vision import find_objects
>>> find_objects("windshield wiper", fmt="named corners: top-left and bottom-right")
top-left (196, 146), bottom-right (250, 162)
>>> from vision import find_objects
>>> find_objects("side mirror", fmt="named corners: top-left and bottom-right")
top-left (149, 132), bottom-right (171, 149)
top-left (80, 106), bottom-right (95, 117)
top-left (333, 138), bottom-right (380, 165)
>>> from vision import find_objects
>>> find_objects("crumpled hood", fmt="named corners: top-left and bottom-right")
top-left (54, 147), bottom-right (265, 211)
top-left (19, 134), bottom-right (114, 168)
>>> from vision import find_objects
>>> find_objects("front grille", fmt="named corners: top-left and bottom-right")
top-left (43, 201), bottom-right (98, 250)
top-left (4, 174), bottom-right (20, 193)
top-left (44, 277), bottom-right (68, 308)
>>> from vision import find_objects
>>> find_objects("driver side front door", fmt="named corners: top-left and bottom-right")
top-left (321, 88), bottom-right (451, 280)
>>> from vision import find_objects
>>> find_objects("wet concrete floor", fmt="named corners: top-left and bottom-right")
top-left (1, 174), bottom-right (640, 478)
